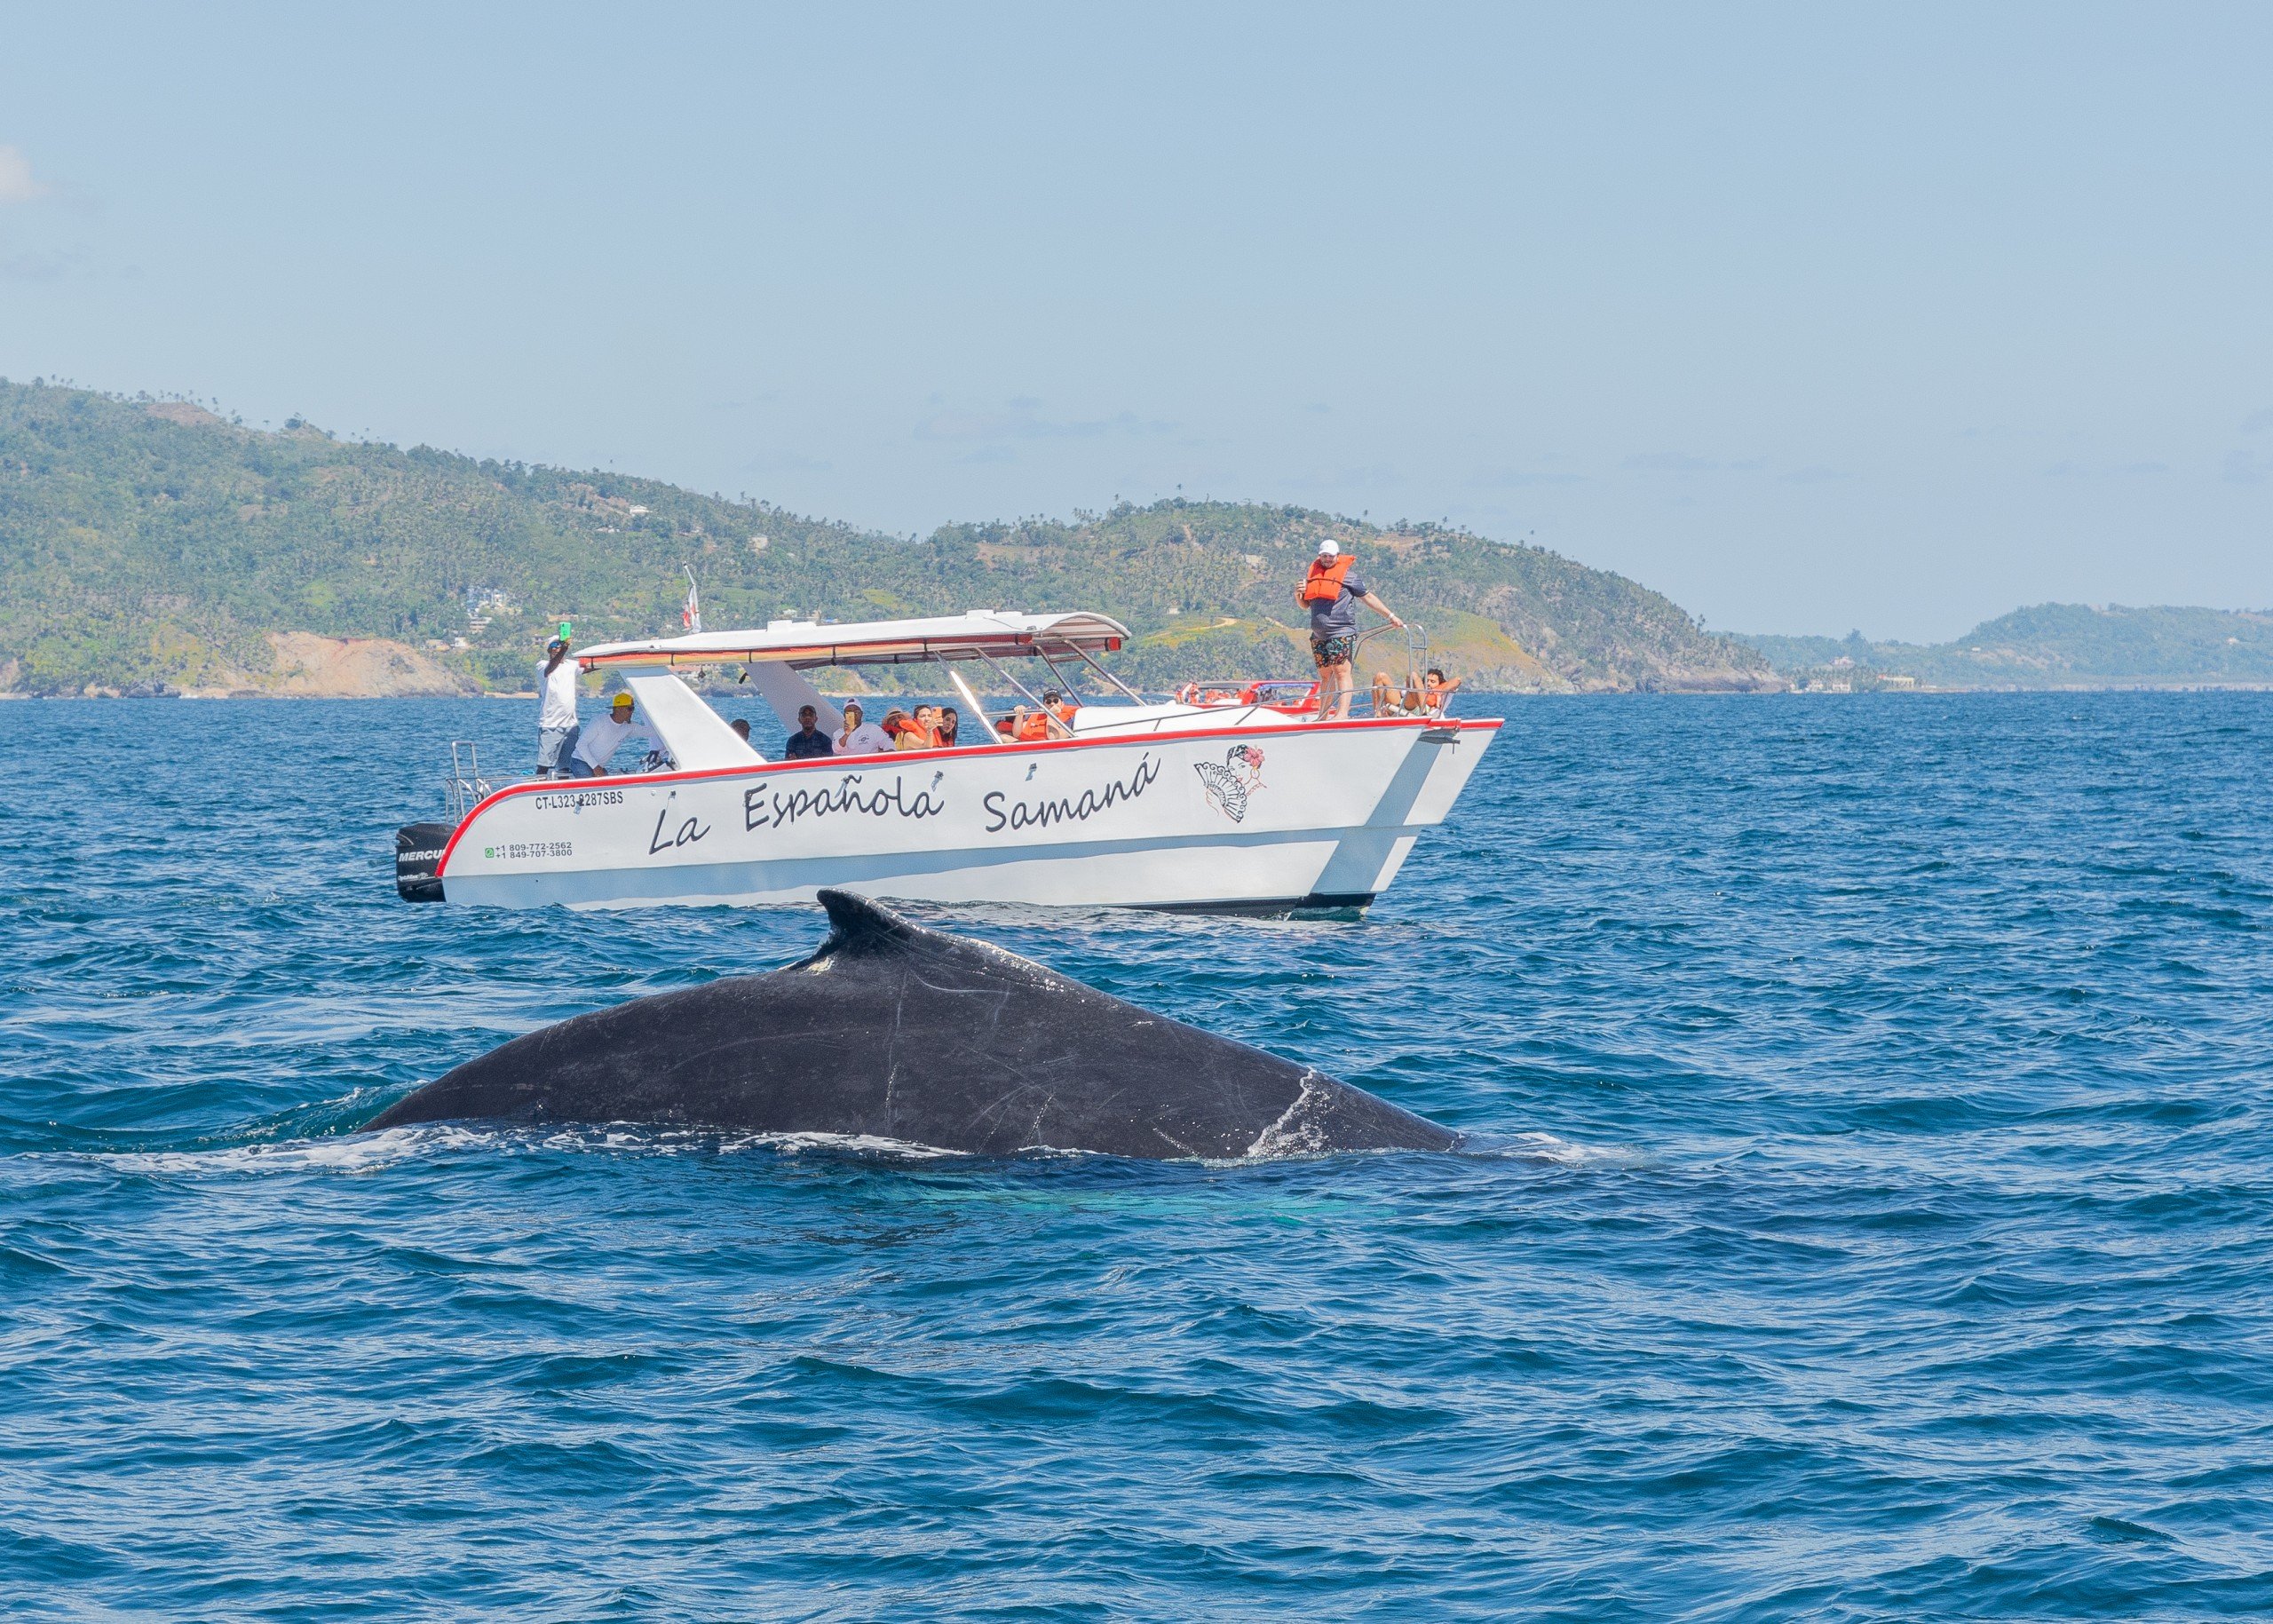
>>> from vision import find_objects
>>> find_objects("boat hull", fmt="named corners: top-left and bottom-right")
top-left (410, 717), bottom-right (1498, 913)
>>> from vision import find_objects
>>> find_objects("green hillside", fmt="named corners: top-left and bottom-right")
top-left (0, 378), bottom-right (1774, 696)
top-left (1739, 604), bottom-right (2273, 690)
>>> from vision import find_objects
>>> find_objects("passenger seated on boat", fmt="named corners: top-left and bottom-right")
top-left (566, 692), bottom-right (657, 778)
top-left (1370, 671), bottom-right (1398, 717)
top-left (782, 705), bottom-right (833, 760)
top-left (1422, 667), bottom-right (1461, 714)
top-left (1042, 690), bottom-right (1078, 728)
top-left (885, 708), bottom-right (931, 751)
top-left (833, 701), bottom-right (894, 757)
top-left (938, 707), bottom-right (962, 747)
top-left (993, 704), bottom-right (1047, 741)
top-left (729, 718), bottom-right (752, 742)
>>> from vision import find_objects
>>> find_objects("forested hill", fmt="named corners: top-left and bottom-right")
top-left (1738, 604), bottom-right (2273, 690)
top-left (0, 379), bottom-right (1775, 695)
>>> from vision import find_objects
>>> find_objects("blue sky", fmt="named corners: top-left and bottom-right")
top-left (2, 2), bottom-right (2266, 639)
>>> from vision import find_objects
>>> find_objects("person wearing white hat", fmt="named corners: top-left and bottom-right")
top-left (534, 635), bottom-right (582, 778)
top-left (1295, 538), bottom-right (1403, 720)
top-left (831, 700), bottom-right (893, 757)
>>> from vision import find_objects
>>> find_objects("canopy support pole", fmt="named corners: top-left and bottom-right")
top-left (974, 651), bottom-right (1074, 739)
top-left (1069, 644), bottom-right (1146, 702)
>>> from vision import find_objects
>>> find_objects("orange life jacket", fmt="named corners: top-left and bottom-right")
top-left (1049, 701), bottom-right (1077, 725)
top-left (1301, 554), bottom-right (1354, 604)
top-left (1014, 712), bottom-right (1050, 742)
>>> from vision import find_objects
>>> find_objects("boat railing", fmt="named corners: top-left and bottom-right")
top-left (443, 741), bottom-right (494, 822)
top-left (1172, 677), bottom-right (1320, 712)
top-left (1358, 622), bottom-right (1447, 718)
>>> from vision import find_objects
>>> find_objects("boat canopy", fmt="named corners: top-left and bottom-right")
top-left (574, 611), bottom-right (1129, 673)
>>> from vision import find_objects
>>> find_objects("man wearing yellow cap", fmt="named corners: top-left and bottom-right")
top-left (566, 691), bottom-right (658, 778)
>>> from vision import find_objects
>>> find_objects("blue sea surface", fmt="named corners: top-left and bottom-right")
top-left (3, 693), bottom-right (2269, 1619)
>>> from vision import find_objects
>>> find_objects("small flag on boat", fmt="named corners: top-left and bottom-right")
top-left (682, 567), bottom-right (701, 634)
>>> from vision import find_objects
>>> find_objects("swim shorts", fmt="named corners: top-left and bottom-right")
top-left (1311, 633), bottom-right (1357, 669)
top-left (537, 724), bottom-right (580, 775)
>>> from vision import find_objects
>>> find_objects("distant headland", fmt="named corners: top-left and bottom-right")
top-left (1736, 605), bottom-right (2273, 692)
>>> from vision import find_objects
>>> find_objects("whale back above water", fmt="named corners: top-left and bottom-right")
top-left (363, 890), bottom-right (1459, 1160)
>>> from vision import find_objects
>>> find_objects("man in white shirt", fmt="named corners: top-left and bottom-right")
top-left (832, 700), bottom-right (893, 757)
top-left (535, 638), bottom-right (582, 778)
top-left (566, 692), bottom-right (659, 777)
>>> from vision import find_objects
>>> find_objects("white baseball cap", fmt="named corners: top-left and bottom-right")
top-left (1317, 539), bottom-right (1340, 558)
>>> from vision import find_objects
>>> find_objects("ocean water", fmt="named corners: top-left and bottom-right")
top-left (3, 692), bottom-right (2269, 1619)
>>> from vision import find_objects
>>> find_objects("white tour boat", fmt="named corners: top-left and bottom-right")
top-left (394, 611), bottom-right (1499, 913)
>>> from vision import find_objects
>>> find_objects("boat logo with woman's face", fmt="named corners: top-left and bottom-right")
top-left (1194, 744), bottom-right (1266, 822)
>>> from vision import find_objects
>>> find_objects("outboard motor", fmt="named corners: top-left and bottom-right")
top-left (395, 822), bottom-right (453, 903)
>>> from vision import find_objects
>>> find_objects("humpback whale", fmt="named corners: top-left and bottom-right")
top-left (365, 890), bottom-right (1458, 1159)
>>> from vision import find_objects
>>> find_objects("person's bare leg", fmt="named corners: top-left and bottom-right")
top-left (1327, 660), bottom-right (1355, 720)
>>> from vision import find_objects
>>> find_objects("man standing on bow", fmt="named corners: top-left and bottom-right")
top-left (535, 636), bottom-right (582, 779)
top-left (1295, 539), bottom-right (1403, 721)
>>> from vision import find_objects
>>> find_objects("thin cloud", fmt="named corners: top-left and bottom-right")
top-left (915, 400), bottom-right (1176, 444)
top-left (0, 245), bottom-right (85, 281)
top-left (739, 450), bottom-right (831, 474)
top-left (1470, 465), bottom-right (1586, 489)
top-left (1621, 452), bottom-right (1767, 475)
top-left (2043, 459), bottom-right (2171, 479)
top-left (0, 146), bottom-right (47, 204)
top-left (1283, 462), bottom-right (1405, 493)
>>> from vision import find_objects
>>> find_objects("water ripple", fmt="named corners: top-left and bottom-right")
top-left (3, 693), bottom-right (2271, 1617)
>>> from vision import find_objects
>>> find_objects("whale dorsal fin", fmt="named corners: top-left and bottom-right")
top-left (814, 888), bottom-right (923, 956)
top-left (804, 888), bottom-right (1081, 994)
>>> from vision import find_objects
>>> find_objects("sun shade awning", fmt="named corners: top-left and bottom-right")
top-left (575, 611), bottom-right (1131, 672)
